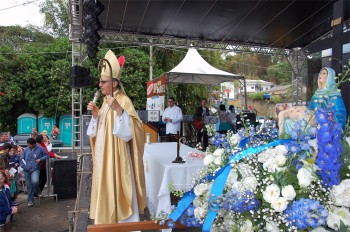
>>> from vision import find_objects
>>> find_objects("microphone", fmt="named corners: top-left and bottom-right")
top-left (92, 91), bottom-right (100, 104)
top-left (88, 91), bottom-right (100, 114)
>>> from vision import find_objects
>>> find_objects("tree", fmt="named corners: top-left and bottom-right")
top-left (266, 62), bottom-right (292, 85)
top-left (40, 0), bottom-right (70, 37)
top-left (0, 26), bottom-right (54, 45)
top-left (225, 53), bottom-right (272, 79)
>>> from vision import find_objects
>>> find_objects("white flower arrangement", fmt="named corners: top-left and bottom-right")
top-left (161, 106), bottom-right (350, 231)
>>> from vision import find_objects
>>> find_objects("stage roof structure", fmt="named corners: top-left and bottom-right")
top-left (82, 0), bottom-right (350, 56)
top-left (166, 48), bottom-right (244, 85)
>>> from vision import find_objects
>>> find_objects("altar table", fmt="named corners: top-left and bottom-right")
top-left (143, 142), bottom-right (206, 216)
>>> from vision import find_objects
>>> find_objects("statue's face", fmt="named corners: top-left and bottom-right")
top-left (318, 69), bottom-right (328, 88)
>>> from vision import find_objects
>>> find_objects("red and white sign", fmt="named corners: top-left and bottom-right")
top-left (146, 75), bottom-right (167, 116)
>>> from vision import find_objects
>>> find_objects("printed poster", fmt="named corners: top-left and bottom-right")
top-left (146, 75), bottom-right (166, 116)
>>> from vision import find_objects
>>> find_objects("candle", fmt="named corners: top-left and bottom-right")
top-left (146, 133), bottom-right (151, 144)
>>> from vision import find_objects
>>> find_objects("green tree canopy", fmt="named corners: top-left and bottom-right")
top-left (40, 0), bottom-right (70, 37)
top-left (266, 62), bottom-right (292, 85)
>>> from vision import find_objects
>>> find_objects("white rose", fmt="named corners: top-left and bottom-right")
top-left (297, 167), bottom-right (315, 188)
top-left (333, 206), bottom-right (350, 222)
top-left (327, 212), bottom-right (341, 230)
top-left (203, 183), bottom-right (213, 199)
top-left (240, 219), bottom-right (253, 232)
top-left (258, 150), bottom-right (270, 163)
top-left (263, 159), bottom-right (279, 173)
top-left (346, 136), bottom-right (350, 147)
top-left (203, 154), bottom-right (215, 165)
top-left (232, 181), bottom-right (245, 193)
top-left (330, 179), bottom-right (350, 207)
top-left (242, 176), bottom-right (258, 191)
top-left (274, 145), bottom-right (288, 155)
top-left (263, 184), bottom-right (280, 203)
top-left (238, 163), bottom-right (253, 177)
top-left (265, 221), bottom-right (280, 232)
top-left (226, 170), bottom-right (238, 188)
top-left (274, 154), bottom-right (287, 166)
top-left (271, 197), bottom-right (288, 212)
top-left (194, 206), bottom-right (207, 221)
top-left (213, 148), bottom-right (224, 157)
top-left (327, 207), bottom-right (350, 230)
top-left (194, 183), bottom-right (209, 196)
top-left (193, 197), bottom-right (202, 207)
top-left (311, 227), bottom-right (330, 232)
top-left (214, 156), bottom-right (222, 165)
top-left (230, 134), bottom-right (241, 145)
top-left (281, 185), bottom-right (296, 201)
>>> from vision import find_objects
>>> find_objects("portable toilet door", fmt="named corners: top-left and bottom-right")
top-left (38, 115), bottom-right (56, 134)
top-left (17, 113), bottom-right (37, 134)
top-left (58, 115), bottom-right (77, 146)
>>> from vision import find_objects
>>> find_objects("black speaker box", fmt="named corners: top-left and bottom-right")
top-left (70, 65), bottom-right (91, 88)
top-left (52, 158), bottom-right (77, 199)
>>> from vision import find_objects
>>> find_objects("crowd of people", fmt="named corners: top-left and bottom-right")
top-left (0, 128), bottom-right (62, 230)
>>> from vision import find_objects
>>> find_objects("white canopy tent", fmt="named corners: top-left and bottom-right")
top-left (167, 48), bottom-right (244, 85)
top-left (160, 48), bottom-right (247, 108)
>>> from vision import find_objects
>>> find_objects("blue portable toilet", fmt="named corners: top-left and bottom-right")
top-left (58, 115), bottom-right (77, 146)
top-left (17, 113), bottom-right (37, 134)
top-left (38, 115), bottom-right (56, 134)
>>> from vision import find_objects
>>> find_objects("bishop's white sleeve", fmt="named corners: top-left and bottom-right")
top-left (87, 116), bottom-right (98, 137)
top-left (113, 111), bottom-right (132, 142)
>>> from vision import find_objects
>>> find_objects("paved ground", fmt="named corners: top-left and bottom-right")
top-left (7, 193), bottom-right (75, 232)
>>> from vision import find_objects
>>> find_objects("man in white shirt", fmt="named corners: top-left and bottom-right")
top-left (162, 97), bottom-right (183, 141)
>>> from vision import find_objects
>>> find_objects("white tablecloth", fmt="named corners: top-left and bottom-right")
top-left (143, 142), bottom-right (206, 216)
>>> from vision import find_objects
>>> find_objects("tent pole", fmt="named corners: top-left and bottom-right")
top-left (243, 77), bottom-right (248, 110)
top-left (149, 45), bottom-right (153, 80)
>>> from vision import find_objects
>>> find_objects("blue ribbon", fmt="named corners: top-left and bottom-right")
top-left (169, 138), bottom-right (293, 232)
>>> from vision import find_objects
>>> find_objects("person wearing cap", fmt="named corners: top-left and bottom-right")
top-left (86, 50), bottom-right (146, 224)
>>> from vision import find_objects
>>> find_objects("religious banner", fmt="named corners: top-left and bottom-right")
top-left (146, 75), bottom-right (166, 116)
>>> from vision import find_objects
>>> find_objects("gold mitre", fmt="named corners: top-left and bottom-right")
top-left (99, 50), bottom-right (123, 80)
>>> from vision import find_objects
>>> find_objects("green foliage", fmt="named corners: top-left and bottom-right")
top-left (270, 95), bottom-right (282, 103)
top-left (0, 30), bottom-right (72, 133)
top-left (40, 0), bottom-right (70, 37)
top-left (340, 139), bottom-right (350, 180)
top-left (0, 26), bottom-right (54, 45)
top-left (174, 84), bottom-right (209, 115)
top-left (116, 48), bottom-right (164, 109)
top-left (248, 92), bottom-right (264, 100)
top-left (266, 62), bottom-right (292, 85)
top-left (225, 53), bottom-right (274, 79)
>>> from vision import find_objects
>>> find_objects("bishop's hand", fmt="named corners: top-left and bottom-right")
top-left (87, 101), bottom-right (99, 119)
top-left (106, 95), bottom-right (123, 115)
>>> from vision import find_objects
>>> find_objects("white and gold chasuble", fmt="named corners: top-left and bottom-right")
top-left (87, 90), bottom-right (146, 224)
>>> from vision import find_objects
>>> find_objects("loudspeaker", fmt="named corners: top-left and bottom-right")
top-left (159, 123), bottom-right (166, 136)
top-left (52, 158), bottom-right (77, 199)
top-left (70, 66), bottom-right (91, 88)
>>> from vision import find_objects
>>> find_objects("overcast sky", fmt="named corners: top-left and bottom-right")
top-left (0, 0), bottom-right (44, 27)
